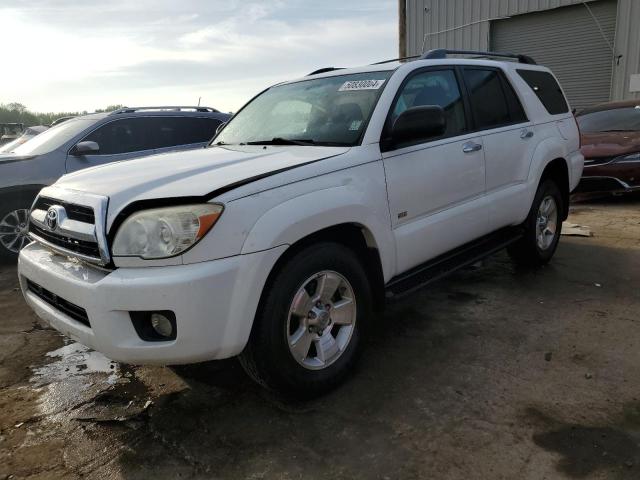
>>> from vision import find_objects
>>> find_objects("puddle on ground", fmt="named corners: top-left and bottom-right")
top-left (31, 341), bottom-right (119, 387)
top-left (526, 407), bottom-right (640, 478)
top-left (29, 340), bottom-right (128, 419)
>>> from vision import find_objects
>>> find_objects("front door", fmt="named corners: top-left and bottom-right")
top-left (65, 117), bottom-right (156, 173)
top-left (381, 68), bottom-right (487, 274)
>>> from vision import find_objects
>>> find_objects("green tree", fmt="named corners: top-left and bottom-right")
top-left (0, 103), bottom-right (123, 127)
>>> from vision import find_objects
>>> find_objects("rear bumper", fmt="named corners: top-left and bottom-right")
top-left (568, 149), bottom-right (585, 192)
top-left (18, 242), bottom-right (286, 365)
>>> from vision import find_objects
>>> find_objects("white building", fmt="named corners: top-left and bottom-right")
top-left (401, 0), bottom-right (640, 110)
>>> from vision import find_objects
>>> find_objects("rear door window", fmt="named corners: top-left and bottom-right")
top-left (502, 76), bottom-right (528, 124)
top-left (462, 68), bottom-right (512, 130)
top-left (517, 69), bottom-right (569, 115)
top-left (151, 117), bottom-right (222, 149)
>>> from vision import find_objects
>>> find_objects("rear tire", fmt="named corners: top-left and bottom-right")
top-left (239, 242), bottom-right (372, 397)
top-left (508, 178), bottom-right (564, 267)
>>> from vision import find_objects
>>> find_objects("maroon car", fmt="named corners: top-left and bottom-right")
top-left (576, 100), bottom-right (640, 194)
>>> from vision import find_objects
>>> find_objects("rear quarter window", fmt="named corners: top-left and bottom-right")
top-left (517, 69), bottom-right (569, 115)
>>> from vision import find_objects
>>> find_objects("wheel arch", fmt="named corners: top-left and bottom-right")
top-left (257, 223), bottom-right (386, 317)
top-left (540, 158), bottom-right (570, 220)
top-left (0, 184), bottom-right (47, 207)
top-left (527, 137), bottom-right (571, 220)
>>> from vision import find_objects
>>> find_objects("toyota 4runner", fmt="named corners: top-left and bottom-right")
top-left (18, 50), bottom-right (583, 396)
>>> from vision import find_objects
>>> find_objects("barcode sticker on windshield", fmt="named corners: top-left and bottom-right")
top-left (338, 79), bottom-right (385, 91)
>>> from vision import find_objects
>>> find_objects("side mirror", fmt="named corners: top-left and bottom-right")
top-left (390, 106), bottom-right (446, 146)
top-left (71, 141), bottom-right (99, 156)
top-left (215, 122), bottom-right (227, 135)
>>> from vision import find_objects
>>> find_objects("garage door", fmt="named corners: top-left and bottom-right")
top-left (491, 0), bottom-right (617, 111)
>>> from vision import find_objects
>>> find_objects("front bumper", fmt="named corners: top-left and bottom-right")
top-left (18, 242), bottom-right (286, 365)
top-left (575, 176), bottom-right (640, 194)
top-left (576, 161), bottom-right (640, 193)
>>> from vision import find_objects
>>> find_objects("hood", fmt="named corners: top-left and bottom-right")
top-left (56, 144), bottom-right (350, 207)
top-left (581, 131), bottom-right (640, 159)
top-left (0, 153), bottom-right (37, 162)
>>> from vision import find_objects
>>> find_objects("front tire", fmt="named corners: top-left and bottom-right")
top-left (508, 178), bottom-right (564, 266)
top-left (239, 242), bottom-right (372, 397)
top-left (0, 198), bottom-right (32, 260)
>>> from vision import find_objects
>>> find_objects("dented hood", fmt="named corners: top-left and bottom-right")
top-left (56, 144), bottom-right (349, 209)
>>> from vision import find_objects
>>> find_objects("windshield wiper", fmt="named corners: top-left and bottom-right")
top-left (246, 137), bottom-right (316, 146)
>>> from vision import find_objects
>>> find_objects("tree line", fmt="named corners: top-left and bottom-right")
top-left (0, 103), bottom-right (124, 126)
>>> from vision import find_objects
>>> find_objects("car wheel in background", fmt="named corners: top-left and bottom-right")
top-left (0, 199), bottom-right (32, 260)
top-left (239, 242), bottom-right (372, 397)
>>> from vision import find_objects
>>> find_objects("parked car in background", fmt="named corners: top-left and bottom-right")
top-left (17, 50), bottom-right (582, 396)
top-left (0, 106), bottom-right (230, 258)
top-left (50, 116), bottom-right (75, 127)
top-left (575, 100), bottom-right (640, 194)
top-left (0, 125), bottom-right (48, 153)
top-left (0, 123), bottom-right (24, 146)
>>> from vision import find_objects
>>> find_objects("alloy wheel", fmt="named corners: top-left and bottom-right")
top-left (0, 209), bottom-right (31, 253)
top-left (535, 195), bottom-right (558, 250)
top-left (286, 270), bottom-right (357, 370)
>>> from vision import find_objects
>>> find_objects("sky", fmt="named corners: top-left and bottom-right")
top-left (0, 0), bottom-right (398, 113)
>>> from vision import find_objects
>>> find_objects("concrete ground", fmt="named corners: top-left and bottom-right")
top-left (1, 195), bottom-right (639, 480)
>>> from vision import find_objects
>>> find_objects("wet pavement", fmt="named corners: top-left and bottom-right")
top-left (1, 195), bottom-right (639, 479)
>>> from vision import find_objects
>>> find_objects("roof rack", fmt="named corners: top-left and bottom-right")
top-left (420, 49), bottom-right (536, 65)
top-left (110, 106), bottom-right (219, 115)
top-left (371, 55), bottom-right (420, 65)
top-left (306, 67), bottom-right (345, 76)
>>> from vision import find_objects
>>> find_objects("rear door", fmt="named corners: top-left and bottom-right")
top-left (65, 117), bottom-right (156, 173)
top-left (461, 67), bottom-right (535, 230)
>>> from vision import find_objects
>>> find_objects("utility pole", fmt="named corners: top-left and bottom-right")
top-left (398, 0), bottom-right (407, 58)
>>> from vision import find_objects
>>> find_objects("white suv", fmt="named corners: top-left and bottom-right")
top-left (18, 50), bottom-right (583, 396)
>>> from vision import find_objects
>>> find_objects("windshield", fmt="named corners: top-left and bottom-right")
top-left (577, 106), bottom-right (640, 133)
top-left (214, 71), bottom-right (393, 147)
top-left (0, 133), bottom-right (32, 153)
top-left (10, 117), bottom-right (97, 155)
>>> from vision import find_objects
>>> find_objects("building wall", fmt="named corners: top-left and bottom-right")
top-left (611, 0), bottom-right (640, 100)
top-left (405, 0), bottom-right (640, 101)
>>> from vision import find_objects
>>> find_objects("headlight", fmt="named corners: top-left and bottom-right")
top-left (112, 204), bottom-right (223, 259)
top-left (614, 152), bottom-right (640, 163)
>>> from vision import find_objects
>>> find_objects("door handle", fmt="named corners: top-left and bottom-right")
top-left (520, 129), bottom-right (534, 139)
top-left (462, 142), bottom-right (482, 153)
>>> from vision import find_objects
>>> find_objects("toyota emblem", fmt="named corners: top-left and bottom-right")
top-left (45, 207), bottom-right (59, 230)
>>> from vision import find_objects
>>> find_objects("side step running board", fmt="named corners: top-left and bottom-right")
top-left (385, 227), bottom-right (523, 300)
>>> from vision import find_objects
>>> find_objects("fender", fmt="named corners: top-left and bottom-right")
top-left (0, 184), bottom-right (47, 204)
top-left (241, 184), bottom-right (396, 282)
top-left (524, 135), bottom-right (570, 204)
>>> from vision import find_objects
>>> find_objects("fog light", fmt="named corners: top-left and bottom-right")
top-left (150, 313), bottom-right (174, 337)
top-left (130, 310), bottom-right (177, 341)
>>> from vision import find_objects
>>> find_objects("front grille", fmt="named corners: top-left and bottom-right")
top-left (26, 279), bottom-right (90, 328)
top-left (32, 196), bottom-right (95, 224)
top-left (30, 223), bottom-right (101, 258)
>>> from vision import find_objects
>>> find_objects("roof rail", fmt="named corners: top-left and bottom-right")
top-left (371, 55), bottom-right (420, 65)
top-left (420, 49), bottom-right (536, 65)
top-left (110, 106), bottom-right (219, 115)
top-left (306, 67), bottom-right (344, 76)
